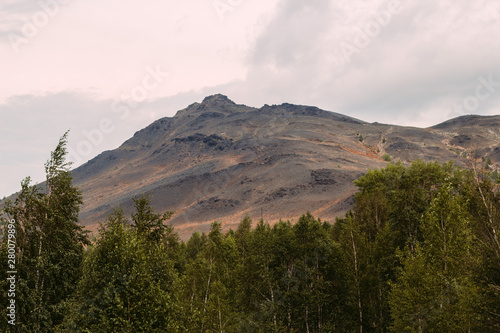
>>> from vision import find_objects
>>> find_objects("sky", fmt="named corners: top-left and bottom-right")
top-left (1, 0), bottom-right (500, 197)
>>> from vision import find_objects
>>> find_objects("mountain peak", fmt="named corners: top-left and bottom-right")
top-left (66, 96), bottom-right (500, 238)
top-left (175, 94), bottom-right (242, 118)
top-left (201, 94), bottom-right (235, 105)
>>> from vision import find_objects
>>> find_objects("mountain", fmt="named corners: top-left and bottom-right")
top-left (8, 95), bottom-right (500, 238)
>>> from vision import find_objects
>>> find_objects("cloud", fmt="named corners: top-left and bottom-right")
top-left (1, 0), bottom-right (500, 196)
top-left (235, 0), bottom-right (500, 125)
top-left (0, 0), bottom-right (43, 32)
top-left (0, 91), bottom-right (196, 195)
top-left (0, 0), bottom-right (280, 101)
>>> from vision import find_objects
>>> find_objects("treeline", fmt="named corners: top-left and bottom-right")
top-left (1, 133), bottom-right (500, 332)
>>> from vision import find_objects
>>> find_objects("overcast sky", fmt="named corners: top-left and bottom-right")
top-left (1, 0), bottom-right (500, 197)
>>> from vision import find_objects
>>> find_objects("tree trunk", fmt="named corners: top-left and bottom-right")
top-left (270, 283), bottom-right (277, 330)
top-left (305, 305), bottom-right (310, 333)
top-left (350, 227), bottom-right (363, 333)
top-left (201, 257), bottom-right (213, 333)
top-left (218, 294), bottom-right (223, 333)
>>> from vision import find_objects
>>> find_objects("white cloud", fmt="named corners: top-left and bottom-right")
top-left (0, 91), bottom-right (209, 196)
top-left (226, 0), bottom-right (500, 125)
top-left (0, 0), bottom-right (280, 101)
top-left (1, 0), bottom-right (500, 197)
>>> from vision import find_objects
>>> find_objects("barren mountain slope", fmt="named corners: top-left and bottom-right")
top-left (6, 95), bottom-right (500, 238)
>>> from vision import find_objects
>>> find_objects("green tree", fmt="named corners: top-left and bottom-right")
top-left (290, 213), bottom-right (345, 332)
top-left (180, 222), bottom-right (239, 332)
top-left (462, 163), bottom-right (500, 330)
top-left (389, 245), bottom-right (440, 332)
top-left (343, 160), bottom-right (469, 332)
top-left (234, 218), bottom-right (281, 332)
top-left (389, 183), bottom-right (481, 332)
top-left (64, 205), bottom-right (180, 332)
top-left (337, 212), bottom-right (369, 333)
top-left (131, 194), bottom-right (173, 243)
top-left (0, 132), bottom-right (89, 332)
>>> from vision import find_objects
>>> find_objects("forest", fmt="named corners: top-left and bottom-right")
top-left (1, 133), bottom-right (499, 332)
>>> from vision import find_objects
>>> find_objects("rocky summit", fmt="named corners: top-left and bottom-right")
top-left (64, 94), bottom-right (500, 238)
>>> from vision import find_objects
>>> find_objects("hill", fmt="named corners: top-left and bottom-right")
top-left (8, 95), bottom-right (500, 237)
